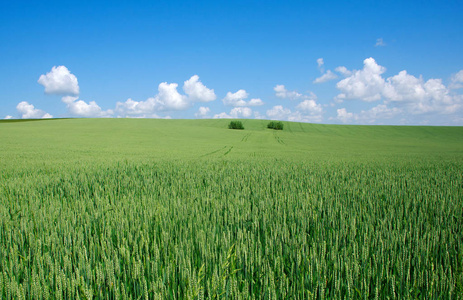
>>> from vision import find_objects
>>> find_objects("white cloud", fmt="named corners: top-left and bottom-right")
top-left (248, 98), bottom-right (264, 106)
top-left (47, 74), bottom-right (216, 118)
top-left (274, 85), bottom-right (303, 99)
top-left (335, 105), bottom-right (401, 124)
top-left (314, 70), bottom-right (338, 83)
top-left (213, 112), bottom-right (232, 119)
top-left (195, 106), bottom-right (210, 118)
top-left (266, 105), bottom-right (322, 123)
top-left (116, 81), bottom-right (189, 117)
top-left (38, 66), bottom-right (79, 95)
top-left (450, 70), bottom-right (463, 89)
top-left (266, 105), bottom-right (291, 120)
top-left (213, 107), bottom-right (253, 119)
top-left (16, 101), bottom-right (53, 119)
top-left (334, 58), bottom-right (463, 123)
top-left (230, 107), bottom-right (252, 118)
top-left (183, 75), bottom-right (216, 102)
top-left (115, 98), bottom-right (157, 117)
top-left (375, 38), bottom-right (386, 47)
top-left (4, 115), bottom-right (13, 119)
top-left (361, 104), bottom-right (401, 122)
top-left (335, 58), bottom-right (462, 114)
top-left (61, 95), bottom-right (79, 104)
top-left (314, 58), bottom-right (337, 83)
top-left (223, 89), bottom-right (248, 106)
top-left (38, 67), bottom-right (112, 118)
top-left (269, 88), bottom-right (324, 122)
top-left (158, 82), bottom-right (189, 110)
top-left (335, 108), bottom-right (355, 123)
top-left (336, 57), bottom-right (386, 102)
top-left (117, 113), bottom-right (171, 119)
top-left (61, 96), bottom-right (112, 117)
top-left (222, 89), bottom-right (264, 106)
top-left (383, 71), bottom-right (460, 114)
top-left (335, 66), bottom-right (352, 76)
top-left (296, 99), bottom-right (323, 114)
top-left (67, 99), bottom-right (112, 117)
top-left (382, 71), bottom-right (427, 102)
top-left (291, 111), bottom-right (322, 123)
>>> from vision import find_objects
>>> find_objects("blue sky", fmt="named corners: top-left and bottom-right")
top-left (1, 0), bottom-right (462, 125)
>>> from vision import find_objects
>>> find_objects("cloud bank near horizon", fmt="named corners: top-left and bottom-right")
top-left (5, 60), bottom-right (463, 125)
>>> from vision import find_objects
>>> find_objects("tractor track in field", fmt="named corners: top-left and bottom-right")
top-left (241, 133), bottom-right (252, 142)
top-left (224, 146), bottom-right (233, 155)
top-left (273, 131), bottom-right (286, 145)
top-left (200, 146), bottom-right (227, 157)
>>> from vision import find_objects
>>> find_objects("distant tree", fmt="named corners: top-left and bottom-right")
top-left (267, 121), bottom-right (283, 130)
top-left (228, 121), bottom-right (244, 130)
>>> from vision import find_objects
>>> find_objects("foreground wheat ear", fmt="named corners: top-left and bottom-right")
top-left (0, 118), bottom-right (462, 299)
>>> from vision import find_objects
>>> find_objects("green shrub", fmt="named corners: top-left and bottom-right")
top-left (228, 120), bottom-right (244, 130)
top-left (267, 121), bottom-right (284, 130)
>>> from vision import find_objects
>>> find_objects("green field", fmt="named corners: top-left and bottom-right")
top-left (1, 119), bottom-right (462, 299)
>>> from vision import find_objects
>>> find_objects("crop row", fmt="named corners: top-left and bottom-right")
top-left (0, 158), bottom-right (462, 299)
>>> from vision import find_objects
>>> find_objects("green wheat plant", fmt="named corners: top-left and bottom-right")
top-left (0, 118), bottom-right (462, 299)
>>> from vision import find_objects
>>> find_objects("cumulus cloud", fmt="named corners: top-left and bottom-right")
top-left (335, 108), bottom-right (355, 123)
top-left (68, 100), bottom-right (112, 117)
top-left (157, 82), bottom-right (189, 110)
top-left (183, 75), bottom-right (216, 102)
top-left (222, 89), bottom-right (264, 106)
top-left (266, 105), bottom-right (292, 120)
top-left (230, 107), bottom-right (252, 118)
top-left (335, 105), bottom-right (401, 124)
top-left (116, 81), bottom-right (189, 117)
top-left (274, 85), bottom-right (303, 99)
top-left (61, 96), bottom-right (112, 117)
top-left (333, 57), bottom-right (463, 123)
top-left (195, 106), bottom-right (210, 118)
top-left (335, 57), bottom-right (462, 114)
top-left (118, 113), bottom-right (171, 119)
top-left (266, 105), bottom-right (322, 123)
top-left (362, 104), bottom-right (401, 121)
top-left (38, 67), bottom-right (111, 117)
top-left (38, 66), bottom-right (79, 95)
top-left (16, 101), bottom-right (53, 119)
top-left (450, 70), bottom-right (463, 89)
top-left (213, 112), bottom-right (232, 119)
top-left (314, 58), bottom-right (337, 83)
top-left (4, 115), bottom-right (14, 119)
top-left (383, 71), bottom-right (461, 114)
top-left (336, 57), bottom-right (386, 102)
top-left (61, 95), bottom-right (79, 104)
top-left (314, 70), bottom-right (338, 83)
top-left (36, 71), bottom-right (216, 118)
top-left (317, 58), bottom-right (324, 70)
top-left (270, 86), bottom-right (324, 122)
top-left (223, 89), bottom-right (248, 106)
top-left (375, 38), bottom-right (386, 47)
top-left (248, 98), bottom-right (264, 106)
top-left (115, 98), bottom-right (157, 117)
top-left (335, 66), bottom-right (352, 76)
top-left (296, 99), bottom-right (323, 115)
top-left (213, 107), bottom-right (253, 119)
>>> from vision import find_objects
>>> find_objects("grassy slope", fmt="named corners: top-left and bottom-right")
top-left (1, 118), bottom-right (462, 166)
